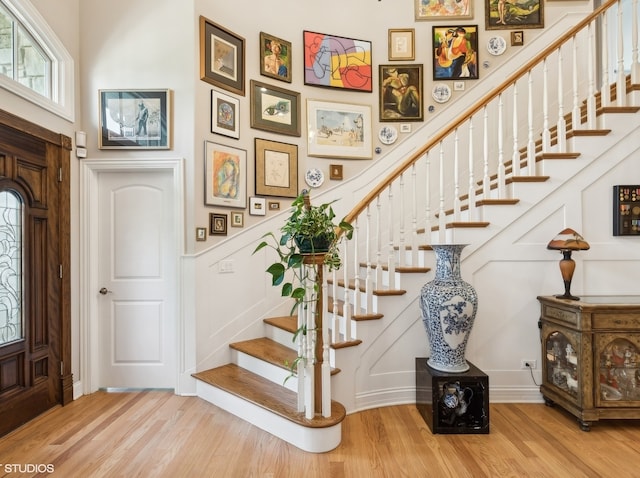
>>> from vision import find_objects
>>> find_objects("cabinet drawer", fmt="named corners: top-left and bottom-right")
top-left (592, 313), bottom-right (640, 330)
top-left (542, 304), bottom-right (579, 327)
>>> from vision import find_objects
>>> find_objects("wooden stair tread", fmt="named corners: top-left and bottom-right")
top-left (328, 299), bottom-right (384, 321)
top-left (327, 278), bottom-right (406, 296)
top-left (507, 175), bottom-right (550, 183)
top-left (193, 364), bottom-right (346, 428)
top-left (568, 129), bottom-right (611, 137)
top-left (263, 315), bottom-right (297, 333)
top-left (358, 261), bottom-right (431, 273)
top-left (535, 152), bottom-right (581, 160)
top-left (230, 337), bottom-right (296, 371)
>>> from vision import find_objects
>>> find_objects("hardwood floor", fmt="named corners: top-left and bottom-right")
top-left (1, 391), bottom-right (639, 477)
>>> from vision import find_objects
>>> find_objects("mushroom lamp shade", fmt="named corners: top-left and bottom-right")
top-left (547, 228), bottom-right (590, 300)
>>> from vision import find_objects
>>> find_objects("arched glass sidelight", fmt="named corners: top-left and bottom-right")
top-left (0, 190), bottom-right (22, 345)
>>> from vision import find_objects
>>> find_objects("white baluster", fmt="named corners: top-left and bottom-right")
top-left (483, 106), bottom-right (490, 196)
top-left (556, 48), bottom-right (567, 152)
top-left (617, 0), bottom-right (627, 106)
top-left (632, 0), bottom-right (640, 84)
top-left (497, 93), bottom-right (506, 197)
top-left (572, 35), bottom-right (582, 130)
top-left (527, 70), bottom-right (536, 175)
top-left (601, 12), bottom-right (611, 108)
top-left (453, 130), bottom-right (460, 222)
top-left (438, 142), bottom-right (446, 243)
top-left (398, 173), bottom-right (406, 266)
top-left (424, 151), bottom-right (432, 244)
top-left (467, 117), bottom-right (477, 220)
top-left (512, 82), bottom-right (521, 177)
top-left (364, 204), bottom-right (373, 313)
top-left (375, 195), bottom-right (383, 289)
top-left (411, 163), bottom-right (419, 266)
top-left (586, 22), bottom-right (597, 129)
top-left (542, 58), bottom-right (551, 151)
top-left (387, 185), bottom-right (396, 288)
top-left (321, 264), bottom-right (331, 417)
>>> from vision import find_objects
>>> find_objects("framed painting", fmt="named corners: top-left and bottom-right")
top-left (255, 138), bottom-right (298, 198)
top-left (250, 80), bottom-right (301, 137)
top-left (259, 32), bottom-right (292, 83)
top-left (415, 0), bottom-right (473, 20)
top-left (209, 213), bottom-right (228, 236)
top-left (98, 89), bottom-right (171, 149)
top-left (379, 64), bottom-right (423, 122)
top-left (485, 0), bottom-right (543, 30)
top-left (432, 25), bottom-right (479, 81)
top-left (204, 141), bottom-right (247, 209)
top-left (199, 16), bottom-right (245, 96)
top-left (303, 31), bottom-right (372, 92)
top-left (211, 89), bottom-right (240, 139)
top-left (388, 29), bottom-right (415, 61)
top-left (307, 99), bottom-right (372, 159)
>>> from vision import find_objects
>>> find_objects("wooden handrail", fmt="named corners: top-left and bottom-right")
top-left (340, 0), bottom-right (619, 230)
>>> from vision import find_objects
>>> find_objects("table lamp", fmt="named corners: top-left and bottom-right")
top-left (547, 228), bottom-right (590, 300)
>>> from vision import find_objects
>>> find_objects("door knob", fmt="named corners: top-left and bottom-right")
top-left (99, 287), bottom-right (112, 295)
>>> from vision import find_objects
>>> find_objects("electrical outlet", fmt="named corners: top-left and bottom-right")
top-left (521, 359), bottom-right (537, 369)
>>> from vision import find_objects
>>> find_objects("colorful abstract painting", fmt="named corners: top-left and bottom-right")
top-left (303, 31), bottom-right (372, 92)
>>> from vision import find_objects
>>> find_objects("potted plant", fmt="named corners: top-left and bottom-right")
top-left (253, 190), bottom-right (353, 310)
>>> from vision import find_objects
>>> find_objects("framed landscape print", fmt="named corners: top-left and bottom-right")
top-left (199, 16), bottom-right (245, 96)
top-left (432, 25), bottom-right (479, 80)
top-left (379, 64), bottom-right (423, 122)
top-left (99, 89), bottom-right (171, 149)
top-left (204, 141), bottom-right (247, 209)
top-left (307, 99), bottom-right (372, 159)
top-left (303, 31), bottom-right (372, 92)
top-left (250, 80), bottom-right (301, 136)
top-left (211, 89), bottom-right (240, 139)
top-left (259, 32), bottom-right (292, 83)
top-left (485, 0), bottom-right (543, 30)
top-left (255, 138), bottom-right (298, 198)
top-left (415, 0), bottom-right (473, 20)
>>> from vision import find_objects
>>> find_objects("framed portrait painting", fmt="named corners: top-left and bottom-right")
top-left (379, 64), bottom-right (423, 122)
top-left (204, 141), bottom-right (247, 209)
top-left (259, 32), bottom-right (292, 83)
top-left (485, 0), bottom-right (543, 30)
top-left (255, 138), bottom-right (298, 198)
top-left (432, 25), bottom-right (479, 81)
top-left (211, 89), bottom-right (240, 139)
top-left (99, 89), bottom-right (171, 149)
top-left (303, 31), bottom-right (372, 92)
top-left (250, 80), bottom-right (301, 136)
top-left (307, 99), bottom-right (372, 159)
top-left (199, 16), bottom-right (245, 96)
top-left (415, 0), bottom-right (473, 20)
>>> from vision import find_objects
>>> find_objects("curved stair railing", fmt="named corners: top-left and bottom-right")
top-left (296, 0), bottom-right (640, 414)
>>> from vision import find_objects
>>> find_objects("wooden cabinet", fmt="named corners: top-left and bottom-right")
top-left (538, 295), bottom-right (640, 430)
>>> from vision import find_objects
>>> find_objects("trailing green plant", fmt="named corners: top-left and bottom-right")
top-left (253, 190), bottom-right (353, 313)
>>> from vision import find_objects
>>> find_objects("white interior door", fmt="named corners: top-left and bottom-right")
top-left (97, 169), bottom-right (176, 389)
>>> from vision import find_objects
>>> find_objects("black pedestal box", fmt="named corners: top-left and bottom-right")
top-left (415, 357), bottom-right (489, 434)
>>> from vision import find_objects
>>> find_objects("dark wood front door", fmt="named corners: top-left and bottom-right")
top-left (0, 109), bottom-right (71, 436)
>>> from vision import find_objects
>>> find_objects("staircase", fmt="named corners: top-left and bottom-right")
top-left (193, 0), bottom-right (640, 452)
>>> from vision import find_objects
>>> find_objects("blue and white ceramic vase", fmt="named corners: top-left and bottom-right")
top-left (419, 244), bottom-right (478, 373)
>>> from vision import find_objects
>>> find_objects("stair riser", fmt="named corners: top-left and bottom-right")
top-left (196, 381), bottom-right (342, 453)
top-left (232, 349), bottom-right (298, 392)
top-left (264, 323), bottom-right (297, 350)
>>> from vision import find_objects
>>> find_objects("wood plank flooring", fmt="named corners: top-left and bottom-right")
top-left (1, 390), bottom-right (639, 477)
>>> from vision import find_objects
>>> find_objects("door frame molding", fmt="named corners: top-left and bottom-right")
top-left (79, 158), bottom-right (185, 396)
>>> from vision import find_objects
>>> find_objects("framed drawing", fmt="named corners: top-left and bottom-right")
top-left (259, 32), bottom-right (292, 83)
top-left (432, 26), bottom-right (479, 80)
top-left (379, 64), bottom-right (423, 122)
top-left (303, 31), bottom-right (372, 92)
top-left (485, 0), bottom-right (543, 30)
top-left (388, 29), bottom-right (415, 61)
top-left (98, 89), bottom-right (171, 149)
top-left (415, 0), bottom-right (473, 20)
top-left (211, 89), bottom-right (240, 139)
top-left (511, 30), bottom-right (524, 46)
top-left (199, 16), bottom-right (245, 96)
top-left (307, 99), bottom-right (372, 159)
top-left (209, 213), bottom-right (228, 236)
top-left (204, 141), bottom-right (247, 209)
top-left (249, 197), bottom-right (267, 216)
top-left (250, 80), bottom-right (301, 136)
top-left (255, 138), bottom-right (298, 198)
top-left (230, 211), bottom-right (244, 227)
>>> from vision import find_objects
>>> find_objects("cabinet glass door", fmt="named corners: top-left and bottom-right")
top-left (598, 337), bottom-right (640, 403)
top-left (545, 331), bottom-right (579, 398)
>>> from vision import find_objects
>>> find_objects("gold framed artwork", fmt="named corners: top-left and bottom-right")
top-left (209, 213), bottom-right (228, 235)
top-left (199, 16), bottom-right (245, 96)
top-left (415, 0), bottom-right (473, 20)
top-left (259, 32), bottom-right (292, 83)
top-left (230, 211), bottom-right (244, 227)
top-left (388, 29), bottom-right (415, 61)
top-left (255, 138), bottom-right (298, 198)
top-left (250, 80), bottom-right (301, 137)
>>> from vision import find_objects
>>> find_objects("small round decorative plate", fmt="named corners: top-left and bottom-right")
top-left (487, 36), bottom-right (507, 56)
top-left (305, 168), bottom-right (324, 188)
top-left (431, 84), bottom-right (452, 104)
top-left (378, 126), bottom-right (398, 145)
